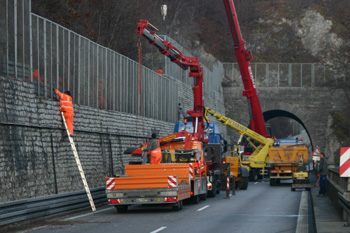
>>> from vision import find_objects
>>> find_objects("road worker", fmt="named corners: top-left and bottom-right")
top-left (53, 88), bottom-right (74, 137)
top-left (143, 133), bottom-right (162, 164)
top-left (156, 68), bottom-right (164, 74)
top-left (317, 152), bottom-right (329, 197)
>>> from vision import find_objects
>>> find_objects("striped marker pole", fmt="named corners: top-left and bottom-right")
top-left (226, 176), bottom-right (230, 198)
top-left (189, 163), bottom-right (194, 182)
top-left (340, 147), bottom-right (350, 177)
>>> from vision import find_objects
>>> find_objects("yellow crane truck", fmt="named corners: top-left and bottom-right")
top-left (204, 107), bottom-right (309, 186)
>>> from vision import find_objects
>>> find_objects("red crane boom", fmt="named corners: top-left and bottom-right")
top-left (137, 20), bottom-right (206, 142)
top-left (223, 0), bottom-right (267, 137)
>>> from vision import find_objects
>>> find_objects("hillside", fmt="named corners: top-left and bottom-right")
top-left (31, 0), bottom-right (349, 64)
top-left (31, 0), bottom-right (350, 152)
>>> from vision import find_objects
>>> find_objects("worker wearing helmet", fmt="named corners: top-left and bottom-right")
top-left (143, 133), bottom-right (162, 164)
top-left (54, 88), bottom-right (74, 137)
top-left (156, 68), bottom-right (164, 75)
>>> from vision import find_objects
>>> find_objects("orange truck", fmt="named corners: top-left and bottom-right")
top-left (106, 132), bottom-right (208, 213)
top-left (268, 139), bottom-right (309, 186)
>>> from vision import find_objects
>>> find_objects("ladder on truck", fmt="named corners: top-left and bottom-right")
top-left (61, 113), bottom-right (96, 211)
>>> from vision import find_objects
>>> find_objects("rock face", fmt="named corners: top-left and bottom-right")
top-left (297, 9), bottom-right (343, 57)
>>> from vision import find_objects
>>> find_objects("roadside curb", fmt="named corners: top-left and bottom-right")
top-left (296, 191), bottom-right (309, 233)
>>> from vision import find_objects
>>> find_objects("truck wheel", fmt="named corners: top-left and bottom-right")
top-left (239, 177), bottom-right (249, 190)
top-left (199, 193), bottom-right (207, 200)
top-left (115, 205), bottom-right (128, 213)
top-left (191, 195), bottom-right (200, 204)
top-left (270, 178), bottom-right (277, 186)
top-left (172, 201), bottom-right (183, 211)
top-left (249, 169), bottom-right (259, 181)
top-left (208, 182), bottom-right (217, 198)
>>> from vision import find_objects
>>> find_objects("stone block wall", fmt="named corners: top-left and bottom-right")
top-left (0, 75), bottom-right (227, 203)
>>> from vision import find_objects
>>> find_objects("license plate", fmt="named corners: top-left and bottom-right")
top-left (136, 198), bottom-right (150, 202)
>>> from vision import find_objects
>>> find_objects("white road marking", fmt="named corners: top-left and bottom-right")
top-left (196, 205), bottom-right (210, 211)
top-left (254, 182), bottom-right (259, 184)
top-left (150, 226), bottom-right (167, 233)
top-left (65, 207), bottom-right (111, 220)
top-left (230, 213), bottom-right (302, 217)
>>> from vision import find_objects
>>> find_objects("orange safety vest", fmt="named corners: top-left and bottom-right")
top-left (55, 89), bottom-right (74, 113)
top-left (150, 139), bottom-right (162, 164)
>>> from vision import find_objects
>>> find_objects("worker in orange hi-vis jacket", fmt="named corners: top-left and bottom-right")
top-left (143, 133), bottom-right (162, 164)
top-left (53, 88), bottom-right (74, 137)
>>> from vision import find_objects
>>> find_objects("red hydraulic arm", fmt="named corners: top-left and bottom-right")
top-left (131, 131), bottom-right (193, 156)
top-left (223, 0), bottom-right (267, 137)
top-left (137, 20), bottom-right (206, 142)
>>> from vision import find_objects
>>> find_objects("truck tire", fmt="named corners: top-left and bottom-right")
top-left (249, 169), bottom-right (259, 181)
top-left (191, 195), bottom-right (200, 204)
top-left (115, 205), bottom-right (128, 213)
top-left (172, 200), bottom-right (183, 211)
top-left (207, 181), bottom-right (217, 198)
top-left (270, 178), bottom-right (277, 186)
top-left (199, 193), bottom-right (207, 200)
top-left (238, 177), bottom-right (249, 190)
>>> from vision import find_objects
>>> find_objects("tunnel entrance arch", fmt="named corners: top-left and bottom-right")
top-left (263, 109), bottom-right (314, 150)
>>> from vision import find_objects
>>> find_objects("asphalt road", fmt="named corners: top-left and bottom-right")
top-left (10, 180), bottom-right (303, 233)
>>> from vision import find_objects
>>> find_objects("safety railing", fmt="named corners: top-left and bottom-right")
top-left (327, 167), bottom-right (350, 223)
top-left (0, 1), bottom-right (227, 124)
top-left (0, 187), bottom-right (107, 226)
top-left (0, 0), bottom-right (181, 123)
top-left (223, 62), bottom-right (345, 88)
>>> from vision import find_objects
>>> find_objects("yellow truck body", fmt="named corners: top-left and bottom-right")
top-left (268, 145), bottom-right (309, 185)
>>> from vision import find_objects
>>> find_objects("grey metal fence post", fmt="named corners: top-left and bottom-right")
top-left (43, 19), bottom-right (47, 97)
top-left (300, 64), bottom-right (303, 87)
top-left (77, 36), bottom-right (81, 105)
top-left (288, 64), bottom-right (292, 87)
top-left (311, 64), bottom-right (315, 87)
top-left (21, 0), bottom-right (25, 80)
top-left (96, 47), bottom-right (99, 108)
top-left (5, 0), bottom-right (9, 76)
top-left (277, 63), bottom-right (280, 87)
top-left (266, 63), bottom-right (269, 87)
top-left (56, 24), bottom-right (59, 90)
top-left (29, 0), bottom-right (32, 82)
top-left (14, 0), bottom-right (18, 78)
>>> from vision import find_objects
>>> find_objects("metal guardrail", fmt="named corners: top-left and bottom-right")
top-left (327, 167), bottom-right (350, 223)
top-left (0, 187), bottom-right (107, 226)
